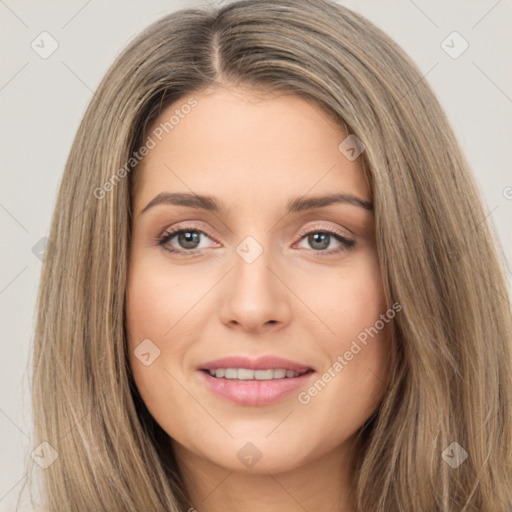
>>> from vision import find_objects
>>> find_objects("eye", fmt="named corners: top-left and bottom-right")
top-left (156, 225), bottom-right (218, 257)
top-left (294, 225), bottom-right (355, 256)
top-left (155, 223), bottom-right (356, 258)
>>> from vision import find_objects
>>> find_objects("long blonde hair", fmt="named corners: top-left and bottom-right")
top-left (20, 0), bottom-right (512, 510)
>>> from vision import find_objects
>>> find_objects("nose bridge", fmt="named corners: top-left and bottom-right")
top-left (232, 232), bottom-right (277, 297)
top-left (219, 230), bottom-right (291, 331)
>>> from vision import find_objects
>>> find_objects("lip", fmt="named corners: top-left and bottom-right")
top-left (197, 355), bottom-right (315, 406)
top-left (199, 355), bottom-right (313, 373)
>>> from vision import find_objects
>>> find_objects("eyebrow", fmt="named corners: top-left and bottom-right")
top-left (139, 191), bottom-right (373, 216)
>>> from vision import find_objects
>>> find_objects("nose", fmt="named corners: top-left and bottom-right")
top-left (219, 240), bottom-right (292, 334)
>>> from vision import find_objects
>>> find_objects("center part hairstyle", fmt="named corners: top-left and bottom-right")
top-left (25, 0), bottom-right (512, 510)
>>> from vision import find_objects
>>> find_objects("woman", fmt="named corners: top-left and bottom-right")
top-left (23, 0), bottom-right (512, 510)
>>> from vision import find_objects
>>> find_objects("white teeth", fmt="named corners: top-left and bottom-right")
top-left (207, 368), bottom-right (304, 380)
top-left (238, 368), bottom-right (255, 380)
top-left (225, 368), bottom-right (238, 379)
top-left (254, 369), bottom-right (273, 380)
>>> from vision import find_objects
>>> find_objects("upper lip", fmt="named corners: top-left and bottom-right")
top-left (199, 356), bottom-right (314, 373)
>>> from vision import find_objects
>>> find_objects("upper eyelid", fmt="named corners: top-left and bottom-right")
top-left (160, 224), bottom-right (220, 244)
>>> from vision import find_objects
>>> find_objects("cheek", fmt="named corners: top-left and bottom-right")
top-left (125, 261), bottom-right (202, 434)
top-left (125, 259), bottom-right (197, 345)
top-left (316, 251), bottom-right (387, 342)
top-left (125, 261), bottom-right (185, 394)
top-left (306, 254), bottom-right (391, 413)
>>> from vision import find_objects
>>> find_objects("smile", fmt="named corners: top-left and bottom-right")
top-left (198, 368), bottom-right (315, 406)
top-left (205, 368), bottom-right (309, 380)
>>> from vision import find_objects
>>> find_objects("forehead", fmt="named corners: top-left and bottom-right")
top-left (133, 86), bottom-right (370, 211)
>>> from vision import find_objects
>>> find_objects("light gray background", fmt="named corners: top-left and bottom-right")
top-left (1, 0), bottom-right (511, 509)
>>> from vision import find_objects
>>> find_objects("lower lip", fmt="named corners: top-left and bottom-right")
top-left (198, 370), bottom-right (315, 406)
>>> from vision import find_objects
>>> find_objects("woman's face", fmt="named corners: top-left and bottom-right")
top-left (126, 85), bottom-right (391, 475)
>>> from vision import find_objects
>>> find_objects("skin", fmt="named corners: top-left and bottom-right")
top-left (126, 85), bottom-right (392, 512)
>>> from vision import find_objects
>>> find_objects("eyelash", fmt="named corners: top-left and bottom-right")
top-left (155, 223), bottom-right (356, 258)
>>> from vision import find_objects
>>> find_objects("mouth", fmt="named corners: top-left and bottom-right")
top-left (197, 356), bottom-right (316, 406)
